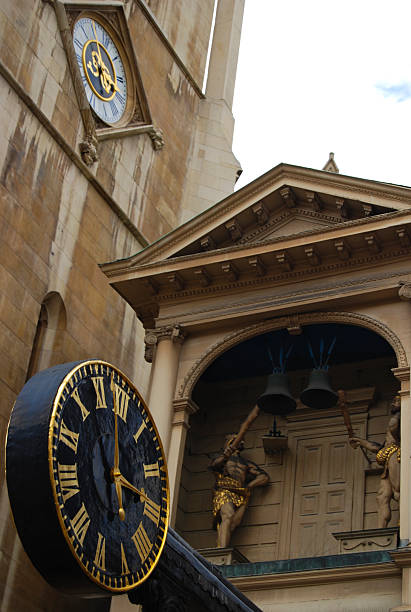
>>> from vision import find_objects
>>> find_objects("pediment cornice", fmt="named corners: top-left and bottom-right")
top-left (102, 164), bottom-right (411, 273)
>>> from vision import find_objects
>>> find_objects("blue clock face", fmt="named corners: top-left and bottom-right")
top-left (73, 17), bottom-right (128, 125)
top-left (49, 361), bottom-right (169, 593)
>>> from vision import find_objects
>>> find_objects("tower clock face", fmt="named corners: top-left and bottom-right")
top-left (73, 16), bottom-right (128, 125)
top-left (6, 360), bottom-right (169, 595)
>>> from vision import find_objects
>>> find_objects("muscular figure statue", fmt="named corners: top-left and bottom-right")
top-left (210, 433), bottom-right (269, 548)
top-left (350, 395), bottom-right (400, 528)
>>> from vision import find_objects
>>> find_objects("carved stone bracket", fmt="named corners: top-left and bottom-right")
top-left (392, 366), bottom-right (410, 397)
top-left (335, 198), bottom-right (348, 218)
top-left (399, 281), bottom-right (411, 301)
top-left (252, 202), bottom-right (269, 225)
top-left (334, 239), bottom-right (351, 260)
top-left (276, 251), bottom-right (293, 271)
top-left (279, 186), bottom-right (297, 208)
top-left (364, 233), bottom-right (380, 254)
top-left (167, 273), bottom-right (184, 292)
top-left (225, 218), bottom-right (242, 242)
top-left (194, 268), bottom-right (211, 287)
top-left (305, 191), bottom-right (322, 211)
top-left (79, 133), bottom-right (98, 166)
top-left (144, 325), bottom-right (187, 362)
top-left (149, 127), bottom-right (165, 150)
top-left (248, 256), bottom-right (266, 277)
top-left (397, 227), bottom-right (411, 247)
top-left (222, 262), bottom-right (238, 282)
top-left (304, 246), bottom-right (321, 266)
top-left (200, 235), bottom-right (216, 251)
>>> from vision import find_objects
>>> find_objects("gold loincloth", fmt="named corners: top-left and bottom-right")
top-left (376, 444), bottom-right (400, 466)
top-left (212, 474), bottom-right (250, 524)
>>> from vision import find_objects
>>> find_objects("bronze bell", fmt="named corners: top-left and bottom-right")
top-left (257, 372), bottom-right (297, 416)
top-left (300, 368), bottom-right (338, 409)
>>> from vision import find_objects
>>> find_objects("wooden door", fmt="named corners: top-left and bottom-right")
top-left (289, 435), bottom-right (354, 558)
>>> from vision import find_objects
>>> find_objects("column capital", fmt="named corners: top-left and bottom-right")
top-left (172, 398), bottom-right (199, 428)
top-left (144, 325), bottom-right (187, 362)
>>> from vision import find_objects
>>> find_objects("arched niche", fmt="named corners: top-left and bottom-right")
top-left (26, 292), bottom-right (67, 379)
top-left (175, 312), bottom-right (405, 561)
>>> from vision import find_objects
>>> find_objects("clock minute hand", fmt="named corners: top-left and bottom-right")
top-left (111, 373), bottom-right (125, 520)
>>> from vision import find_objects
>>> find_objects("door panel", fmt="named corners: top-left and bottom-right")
top-left (290, 435), bottom-right (354, 558)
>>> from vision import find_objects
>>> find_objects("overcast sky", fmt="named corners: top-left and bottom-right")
top-left (232, 1), bottom-right (411, 190)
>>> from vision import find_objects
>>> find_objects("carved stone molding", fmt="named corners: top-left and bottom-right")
top-left (144, 325), bottom-right (187, 362)
top-left (178, 311), bottom-right (407, 398)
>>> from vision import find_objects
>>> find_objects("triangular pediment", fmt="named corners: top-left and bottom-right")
top-left (101, 163), bottom-right (411, 328)
top-left (102, 163), bottom-right (411, 271)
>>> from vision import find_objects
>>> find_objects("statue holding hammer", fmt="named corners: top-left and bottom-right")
top-left (210, 406), bottom-right (269, 548)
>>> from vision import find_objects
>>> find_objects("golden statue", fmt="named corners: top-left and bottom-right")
top-left (349, 395), bottom-right (400, 528)
top-left (210, 406), bottom-right (269, 548)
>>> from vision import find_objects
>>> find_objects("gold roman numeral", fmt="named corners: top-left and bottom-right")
top-left (143, 462), bottom-right (160, 478)
top-left (132, 523), bottom-right (152, 563)
top-left (133, 420), bottom-right (147, 443)
top-left (59, 420), bottom-right (79, 453)
top-left (58, 463), bottom-right (79, 502)
top-left (94, 532), bottom-right (106, 570)
top-left (71, 387), bottom-right (89, 421)
top-left (120, 542), bottom-right (130, 574)
top-left (71, 503), bottom-right (90, 546)
top-left (92, 377), bottom-right (107, 409)
top-left (113, 384), bottom-right (129, 423)
top-left (143, 495), bottom-right (161, 526)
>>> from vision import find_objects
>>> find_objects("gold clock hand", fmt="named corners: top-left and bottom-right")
top-left (91, 19), bottom-right (103, 68)
top-left (110, 373), bottom-right (125, 520)
top-left (117, 474), bottom-right (151, 504)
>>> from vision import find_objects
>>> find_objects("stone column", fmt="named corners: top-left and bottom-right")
top-left (391, 366), bottom-right (411, 612)
top-left (168, 398), bottom-right (199, 527)
top-left (145, 325), bottom-right (186, 457)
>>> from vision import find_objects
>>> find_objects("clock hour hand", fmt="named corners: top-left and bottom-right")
top-left (117, 473), bottom-right (151, 504)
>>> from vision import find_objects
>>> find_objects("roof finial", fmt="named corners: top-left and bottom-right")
top-left (322, 152), bottom-right (339, 174)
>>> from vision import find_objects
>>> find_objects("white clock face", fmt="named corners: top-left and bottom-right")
top-left (73, 17), bottom-right (128, 125)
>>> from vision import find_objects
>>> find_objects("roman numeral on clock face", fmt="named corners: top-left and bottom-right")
top-left (58, 463), bottom-right (79, 502)
top-left (133, 419), bottom-right (147, 443)
top-left (59, 420), bottom-right (79, 453)
top-left (92, 377), bottom-right (107, 409)
top-left (71, 503), bottom-right (90, 546)
top-left (120, 542), bottom-right (130, 575)
top-left (143, 462), bottom-right (160, 478)
top-left (94, 532), bottom-right (106, 570)
top-left (143, 496), bottom-right (161, 526)
top-left (113, 384), bottom-right (129, 422)
top-left (71, 387), bottom-right (90, 421)
top-left (132, 523), bottom-right (152, 563)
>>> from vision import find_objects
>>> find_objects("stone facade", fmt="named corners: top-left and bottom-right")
top-left (0, 1), bottom-right (244, 610)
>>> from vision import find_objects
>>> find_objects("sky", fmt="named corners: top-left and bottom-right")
top-left (232, 1), bottom-right (411, 190)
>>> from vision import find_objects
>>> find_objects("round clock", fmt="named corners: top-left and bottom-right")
top-left (73, 15), bottom-right (131, 125)
top-left (6, 360), bottom-right (169, 596)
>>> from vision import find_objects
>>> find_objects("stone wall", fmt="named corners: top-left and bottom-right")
top-left (0, 0), bottom-right (226, 609)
